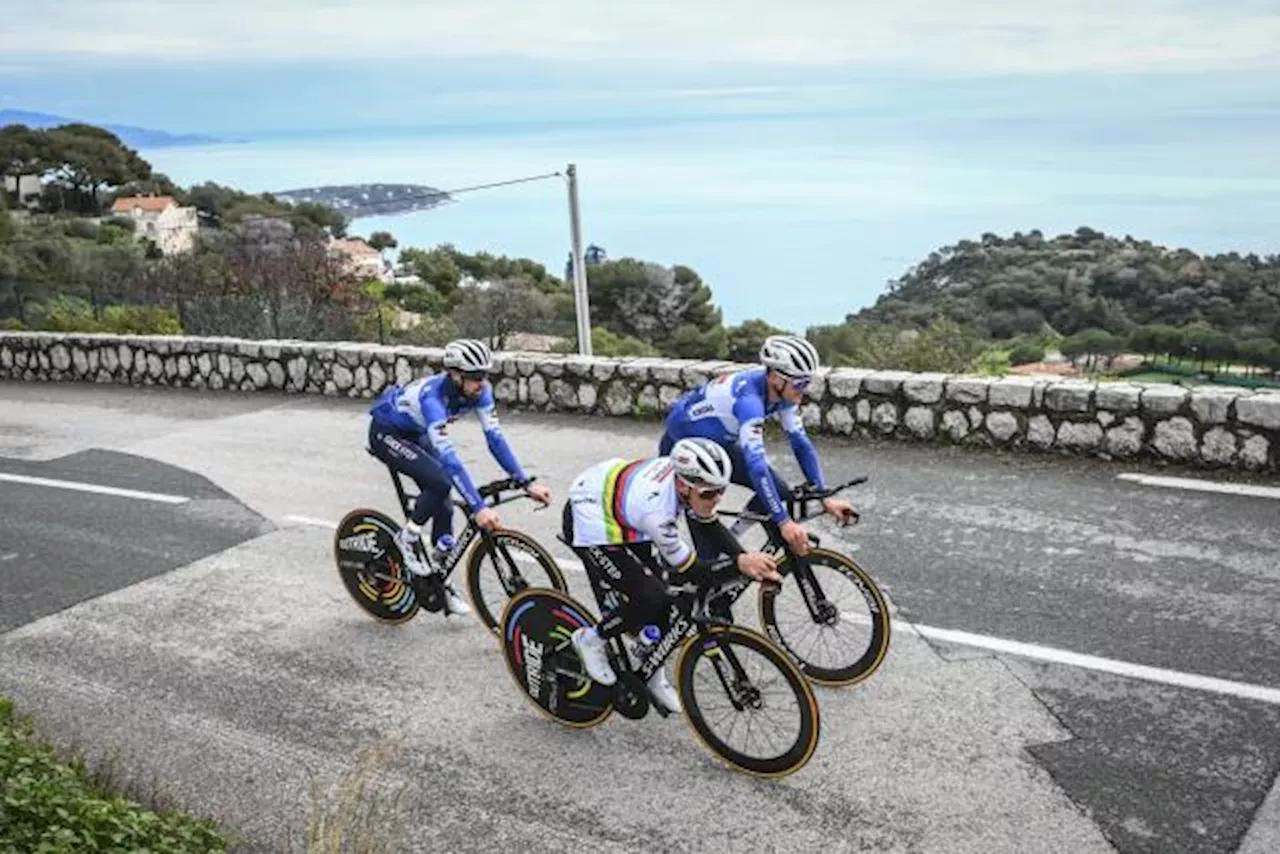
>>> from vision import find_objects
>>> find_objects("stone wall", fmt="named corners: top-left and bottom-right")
top-left (2, 331), bottom-right (1277, 473)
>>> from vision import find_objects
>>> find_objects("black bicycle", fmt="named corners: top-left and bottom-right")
top-left (498, 554), bottom-right (821, 779)
top-left (710, 475), bottom-right (892, 687)
top-left (334, 453), bottom-right (568, 632)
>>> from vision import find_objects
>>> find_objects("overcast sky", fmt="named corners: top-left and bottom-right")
top-left (2, 0), bottom-right (1278, 133)
top-left (3, 0), bottom-right (1279, 71)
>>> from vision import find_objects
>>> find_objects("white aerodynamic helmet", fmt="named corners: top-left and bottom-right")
top-left (759, 334), bottom-right (820, 379)
top-left (442, 338), bottom-right (493, 373)
top-left (670, 437), bottom-right (733, 491)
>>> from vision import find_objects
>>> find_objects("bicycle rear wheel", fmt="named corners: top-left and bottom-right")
top-left (499, 588), bottom-right (613, 729)
top-left (676, 625), bottom-right (820, 778)
top-left (759, 547), bottom-right (890, 686)
top-left (466, 529), bottom-right (569, 633)
top-left (334, 509), bottom-right (420, 624)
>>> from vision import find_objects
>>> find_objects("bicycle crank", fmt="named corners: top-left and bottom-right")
top-left (411, 573), bottom-right (446, 613)
top-left (612, 672), bottom-right (651, 720)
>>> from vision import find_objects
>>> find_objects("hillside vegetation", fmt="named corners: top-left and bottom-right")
top-left (809, 227), bottom-right (1280, 377)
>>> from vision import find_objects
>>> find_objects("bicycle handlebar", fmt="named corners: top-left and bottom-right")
top-left (719, 474), bottom-right (869, 525)
top-left (451, 476), bottom-right (540, 512)
top-left (792, 475), bottom-right (869, 504)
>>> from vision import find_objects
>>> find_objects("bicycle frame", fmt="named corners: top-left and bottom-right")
top-left (379, 458), bottom-right (536, 580)
top-left (576, 549), bottom-right (759, 689)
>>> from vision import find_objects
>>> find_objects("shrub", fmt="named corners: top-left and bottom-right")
top-left (1009, 341), bottom-right (1046, 365)
top-left (0, 696), bottom-right (232, 853)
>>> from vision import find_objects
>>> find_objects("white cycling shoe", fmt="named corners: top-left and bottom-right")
top-left (571, 626), bottom-right (617, 686)
top-left (394, 527), bottom-right (433, 577)
top-left (442, 582), bottom-right (471, 616)
top-left (647, 667), bottom-right (682, 715)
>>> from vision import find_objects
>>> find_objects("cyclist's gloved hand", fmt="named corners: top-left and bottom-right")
top-left (525, 482), bottom-right (553, 509)
top-left (780, 519), bottom-right (810, 556)
top-left (823, 497), bottom-right (858, 527)
top-left (737, 551), bottom-right (782, 585)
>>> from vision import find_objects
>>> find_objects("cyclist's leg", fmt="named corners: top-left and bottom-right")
top-left (569, 542), bottom-right (669, 685)
top-left (368, 422), bottom-right (453, 549)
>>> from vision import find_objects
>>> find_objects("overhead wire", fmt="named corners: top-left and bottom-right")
top-left (273, 169), bottom-right (566, 215)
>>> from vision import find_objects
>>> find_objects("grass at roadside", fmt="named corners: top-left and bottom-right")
top-left (1, 693), bottom-right (410, 853)
top-left (0, 695), bottom-right (233, 853)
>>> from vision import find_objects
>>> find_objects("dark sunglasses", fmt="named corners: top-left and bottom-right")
top-left (691, 485), bottom-right (726, 499)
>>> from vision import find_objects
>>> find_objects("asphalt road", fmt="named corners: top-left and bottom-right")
top-left (1, 380), bottom-right (1277, 854)
top-left (0, 449), bottom-right (272, 633)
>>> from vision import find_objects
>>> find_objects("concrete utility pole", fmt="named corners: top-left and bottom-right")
top-left (565, 163), bottom-right (592, 356)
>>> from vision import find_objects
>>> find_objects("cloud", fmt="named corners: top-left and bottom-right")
top-left (4, 0), bottom-right (1280, 74)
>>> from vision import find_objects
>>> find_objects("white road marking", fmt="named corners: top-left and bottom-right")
top-left (904, 622), bottom-right (1280, 706)
top-left (283, 514), bottom-right (340, 528)
top-left (0, 472), bottom-right (190, 504)
top-left (282, 511), bottom-right (1280, 705)
top-left (1117, 472), bottom-right (1280, 501)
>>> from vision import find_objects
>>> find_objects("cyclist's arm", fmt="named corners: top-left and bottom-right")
top-left (778, 405), bottom-right (827, 490)
top-left (638, 510), bottom-right (746, 585)
top-left (639, 510), bottom-right (698, 574)
top-left (420, 394), bottom-right (486, 512)
top-left (684, 505), bottom-right (746, 559)
top-left (733, 396), bottom-right (789, 525)
top-left (474, 384), bottom-right (530, 484)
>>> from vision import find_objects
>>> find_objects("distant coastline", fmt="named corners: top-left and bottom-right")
top-left (272, 183), bottom-right (453, 219)
top-left (0, 109), bottom-right (244, 148)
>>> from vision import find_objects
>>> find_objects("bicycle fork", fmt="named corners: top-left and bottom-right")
top-left (784, 557), bottom-right (840, 626)
top-left (701, 634), bottom-right (762, 712)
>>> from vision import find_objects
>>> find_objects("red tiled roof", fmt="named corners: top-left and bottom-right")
top-left (329, 238), bottom-right (381, 258)
top-left (111, 195), bottom-right (177, 213)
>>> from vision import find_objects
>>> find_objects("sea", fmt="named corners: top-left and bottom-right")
top-left (134, 110), bottom-right (1280, 333)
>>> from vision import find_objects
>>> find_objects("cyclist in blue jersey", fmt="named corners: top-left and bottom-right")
top-left (659, 334), bottom-right (856, 559)
top-left (367, 338), bottom-right (552, 615)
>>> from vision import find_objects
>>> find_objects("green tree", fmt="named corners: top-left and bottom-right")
top-left (725, 318), bottom-right (787, 362)
top-left (1008, 341), bottom-right (1046, 365)
top-left (42, 124), bottom-right (152, 210)
top-left (584, 258), bottom-right (725, 354)
top-left (1182, 322), bottom-right (1235, 372)
top-left (848, 227), bottom-right (1280, 345)
top-left (0, 193), bottom-right (12, 245)
top-left (451, 278), bottom-right (555, 350)
top-left (1061, 327), bottom-right (1123, 371)
top-left (368, 230), bottom-right (397, 253)
top-left (1238, 338), bottom-right (1280, 377)
top-left (398, 246), bottom-right (462, 296)
top-left (902, 318), bottom-right (987, 373)
top-left (290, 201), bottom-right (347, 237)
top-left (585, 326), bottom-right (661, 357)
top-left (0, 124), bottom-right (49, 178)
top-left (665, 322), bottom-right (728, 360)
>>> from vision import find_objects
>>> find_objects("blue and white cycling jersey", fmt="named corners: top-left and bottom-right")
top-left (663, 367), bottom-right (825, 524)
top-left (369, 373), bottom-right (528, 511)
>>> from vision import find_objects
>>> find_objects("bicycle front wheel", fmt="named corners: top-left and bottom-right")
top-left (466, 529), bottom-right (569, 633)
top-left (676, 625), bottom-right (820, 778)
top-left (759, 547), bottom-right (891, 686)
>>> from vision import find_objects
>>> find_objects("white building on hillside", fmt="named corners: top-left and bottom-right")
top-left (328, 237), bottom-right (389, 281)
top-left (3, 174), bottom-right (42, 209)
top-left (109, 195), bottom-right (199, 254)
